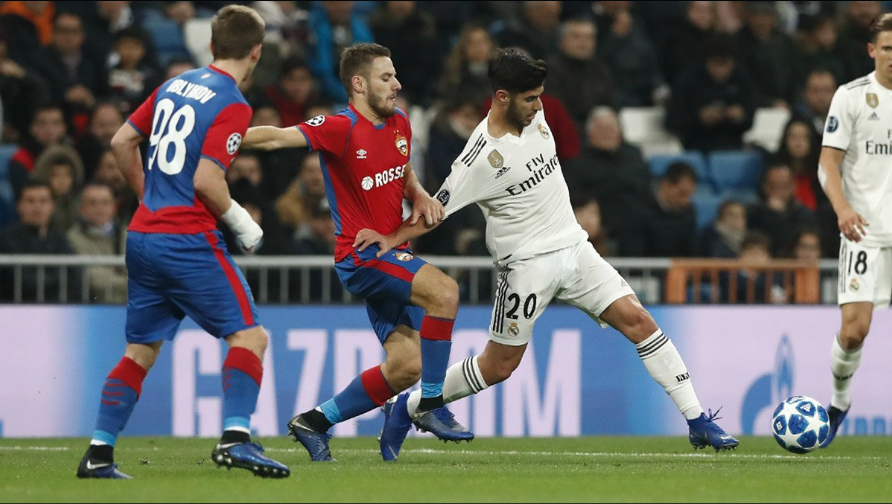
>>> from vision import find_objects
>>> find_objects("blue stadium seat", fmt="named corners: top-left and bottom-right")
top-left (0, 179), bottom-right (14, 228)
top-left (144, 19), bottom-right (192, 67)
top-left (708, 151), bottom-right (764, 192)
top-left (649, 151), bottom-right (709, 186)
top-left (719, 188), bottom-right (760, 206)
top-left (0, 144), bottom-right (18, 181)
top-left (692, 192), bottom-right (724, 231)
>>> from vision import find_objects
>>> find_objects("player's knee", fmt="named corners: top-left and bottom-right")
top-left (390, 359), bottom-right (422, 391)
top-left (436, 276), bottom-right (460, 314)
top-left (840, 317), bottom-right (870, 347)
top-left (621, 306), bottom-right (658, 343)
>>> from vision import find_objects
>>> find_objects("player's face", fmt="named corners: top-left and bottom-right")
top-left (365, 57), bottom-right (401, 118)
top-left (869, 31), bottom-right (892, 82)
top-left (507, 86), bottom-right (544, 129)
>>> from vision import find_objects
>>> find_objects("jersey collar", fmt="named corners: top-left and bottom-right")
top-left (208, 65), bottom-right (237, 82)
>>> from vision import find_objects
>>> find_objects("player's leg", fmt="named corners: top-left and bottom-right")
top-left (168, 231), bottom-right (289, 477)
top-left (824, 242), bottom-right (890, 447)
top-left (78, 231), bottom-right (181, 479)
top-left (290, 325), bottom-right (418, 461)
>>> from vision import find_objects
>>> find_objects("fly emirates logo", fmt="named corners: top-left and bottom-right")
top-left (361, 164), bottom-right (407, 191)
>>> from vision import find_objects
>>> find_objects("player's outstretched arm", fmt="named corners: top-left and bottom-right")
top-left (354, 217), bottom-right (441, 259)
top-left (194, 159), bottom-right (263, 251)
top-left (402, 162), bottom-right (444, 227)
top-left (110, 122), bottom-right (147, 200)
top-left (242, 126), bottom-right (309, 150)
top-left (819, 146), bottom-right (868, 242)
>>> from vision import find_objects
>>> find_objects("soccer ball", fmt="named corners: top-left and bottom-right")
top-left (771, 396), bottom-right (830, 454)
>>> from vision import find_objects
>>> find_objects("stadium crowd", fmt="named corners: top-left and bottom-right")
top-left (0, 0), bottom-right (883, 303)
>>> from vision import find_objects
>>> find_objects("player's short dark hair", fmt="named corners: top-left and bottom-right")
top-left (869, 13), bottom-right (892, 43)
top-left (17, 179), bottom-right (52, 202)
top-left (339, 43), bottom-right (392, 97)
top-left (211, 5), bottom-right (265, 60)
top-left (663, 162), bottom-right (698, 184)
top-left (488, 48), bottom-right (548, 95)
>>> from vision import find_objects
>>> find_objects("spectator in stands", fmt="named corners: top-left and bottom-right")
top-left (76, 101), bottom-right (125, 181)
top-left (699, 200), bottom-right (747, 258)
top-left (307, 1), bottom-right (374, 104)
top-left (565, 107), bottom-right (651, 243)
top-left (226, 153), bottom-right (263, 189)
top-left (572, 193), bottom-right (615, 257)
top-left (720, 230), bottom-right (787, 304)
top-left (597, 1), bottom-right (668, 107)
top-left (165, 58), bottom-right (196, 80)
top-left (9, 105), bottom-right (68, 201)
top-left (667, 35), bottom-right (757, 152)
top-left (0, 24), bottom-right (50, 141)
top-left (747, 163), bottom-right (816, 256)
top-left (774, 118), bottom-right (823, 211)
top-left (32, 12), bottom-right (108, 113)
top-left (34, 145), bottom-right (84, 233)
top-left (107, 28), bottom-right (160, 108)
top-left (293, 197), bottom-right (336, 256)
top-left (163, 1), bottom-right (196, 25)
top-left (426, 95), bottom-right (480, 189)
top-left (494, 1), bottom-right (561, 61)
top-left (0, 1), bottom-right (54, 65)
top-left (437, 25), bottom-right (497, 106)
top-left (640, 162), bottom-right (699, 258)
top-left (797, 14), bottom-right (862, 86)
top-left (839, 1), bottom-right (882, 76)
top-left (735, 1), bottom-right (802, 108)
top-left (785, 227), bottom-right (822, 262)
top-left (369, 1), bottom-right (442, 107)
top-left (276, 154), bottom-right (326, 235)
top-left (794, 69), bottom-right (836, 136)
top-left (66, 182), bottom-right (127, 304)
top-left (547, 18), bottom-right (616, 132)
top-left (0, 180), bottom-right (81, 303)
top-left (92, 148), bottom-right (137, 225)
top-left (661, 0), bottom-right (718, 86)
top-left (264, 57), bottom-right (318, 128)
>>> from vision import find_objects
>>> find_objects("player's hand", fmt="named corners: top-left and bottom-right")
top-left (410, 194), bottom-right (445, 228)
top-left (837, 206), bottom-right (869, 242)
top-left (354, 228), bottom-right (396, 257)
top-left (237, 220), bottom-right (264, 252)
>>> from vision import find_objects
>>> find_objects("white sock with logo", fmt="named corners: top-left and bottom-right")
top-left (407, 356), bottom-right (489, 417)
top-left (636, 330), bottom-right (704, 421)
top-left (831, 335), bottom-right (862, 411)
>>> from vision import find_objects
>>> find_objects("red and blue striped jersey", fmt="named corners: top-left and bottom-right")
top-left (127, 65), bottom-right (252, 234)
top-left (297, 105), bottom-right (413, 261)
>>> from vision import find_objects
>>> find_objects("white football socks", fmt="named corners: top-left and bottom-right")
top-left (831, 335), bottom-right (862, 411)
top-left (636, 330), bottom-right (704, 421)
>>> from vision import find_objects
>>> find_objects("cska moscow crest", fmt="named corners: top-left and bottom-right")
top-left (395, 131), bottom-right (408, 156)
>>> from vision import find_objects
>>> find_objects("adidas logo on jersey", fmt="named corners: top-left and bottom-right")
top-left (356, 149), bottom-right (368, 159)
top-left (869, 112), bottom-right (880, 121)
top-left (495, 166), bottom-right (512, 179)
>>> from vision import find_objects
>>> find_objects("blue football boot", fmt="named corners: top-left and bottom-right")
top-left (287, 414), bottom-right (336, 462)
top-left (379, 393), bottom-right (414, 462)
top-left (211, 441), bottom-right (290, 478)
top-left (76, 450), bottom-right (132, 480)
top-left (821, 405), bottom-right (849, 448)
top-left (413, 405), bottom-right (474, 442)
top-left (688, 408), bottom-right (740, 452)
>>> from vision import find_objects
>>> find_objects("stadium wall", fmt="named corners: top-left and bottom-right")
top-left (1, 306), bottom-right (891, 439)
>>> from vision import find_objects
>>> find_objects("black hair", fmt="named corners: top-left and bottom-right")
top-left (488, 48), bottom-right (548, 95)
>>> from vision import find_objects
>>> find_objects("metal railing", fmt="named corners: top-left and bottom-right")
top-left (0, 255), bottom-right (843, 305)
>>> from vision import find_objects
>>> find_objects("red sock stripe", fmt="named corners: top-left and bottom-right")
top-left (360, 366), bottom-right (396, 406)
top-left (107, 357), bottom-right (148, 397)
top-left (223, 347), bottom-right (263, 387)
top-left (421, 316), bottom-right (455, 342)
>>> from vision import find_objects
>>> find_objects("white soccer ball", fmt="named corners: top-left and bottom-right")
top-left (771, 395), bottom-right (830, 454)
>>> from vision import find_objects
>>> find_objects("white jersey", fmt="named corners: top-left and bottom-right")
top-left (435, 110), bottom-right (587, 265)
top-left (822, 71), bottom-right (892, 248)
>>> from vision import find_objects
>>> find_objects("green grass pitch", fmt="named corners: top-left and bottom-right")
top-left (1, 437), bottom-right (891, 502)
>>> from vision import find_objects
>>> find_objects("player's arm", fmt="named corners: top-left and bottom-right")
top-left (819, 147), bottom-right (868, 242)
top-left (194, 160), bottom-right (263, 251)
top-left (242, 126), bottom-right (309, 150)
top-left (354, 216), bottom-right (441, 258)
top-left (110, 122), bottom-right (146, 200)
top-left (402, 162), bottom-right (444, 227)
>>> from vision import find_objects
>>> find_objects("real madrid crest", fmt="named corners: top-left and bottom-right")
top-left (537, 123), bottom-right (550, 139)
top-left (488, 149), bottom-right (504, 168)
top-left (867, 93), bottom-right (879, 108)
top-left (395, 131), bottom-right (408, 157)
